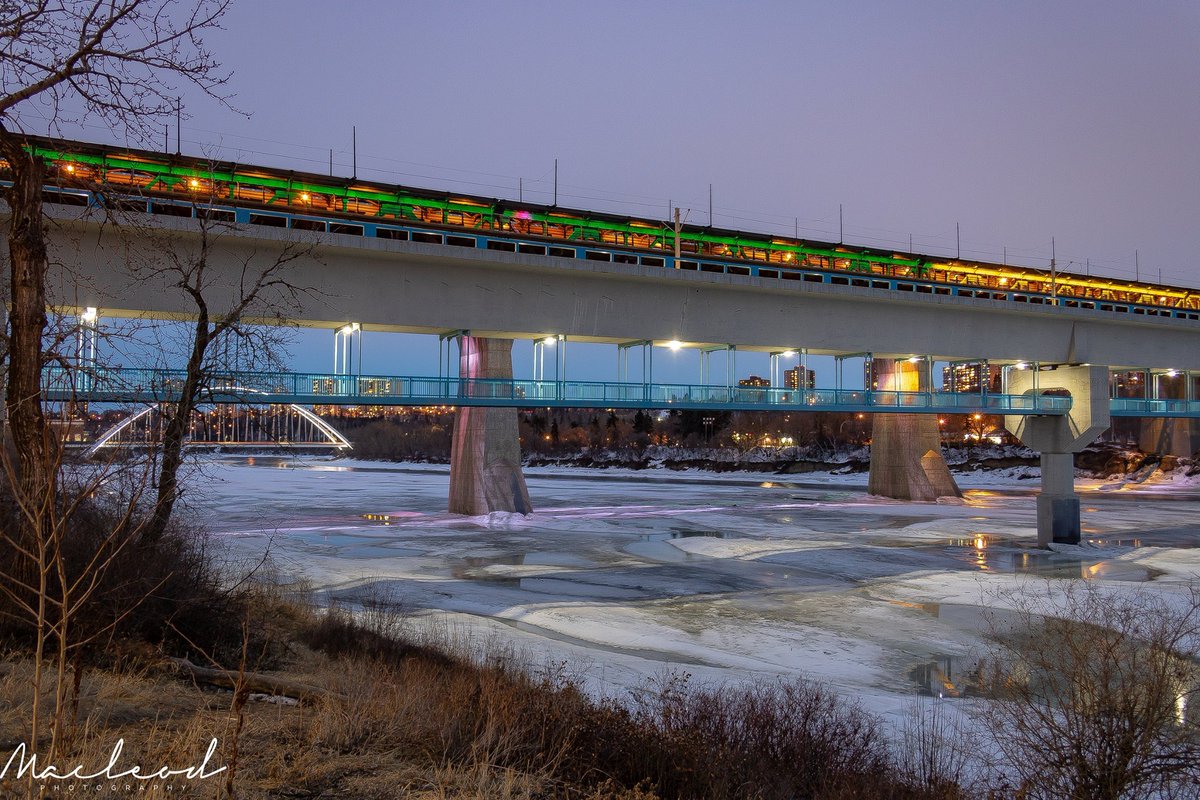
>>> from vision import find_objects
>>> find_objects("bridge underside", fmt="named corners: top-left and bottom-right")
top-left (39, 210), bottom-right (1200, 372)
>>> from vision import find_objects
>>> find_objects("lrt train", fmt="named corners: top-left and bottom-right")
top-left (5, 136), bottom-right (1199, 321)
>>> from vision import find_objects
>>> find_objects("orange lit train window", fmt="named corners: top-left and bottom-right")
top-left (234, 184), bottom-right (274, 203)
top-left (182, 177), bottom-right (215, 195)
top-left (412, 205), bottom-right (443, 224)
top-left (599, 229), bottom-right (624, 246)
top-left (56, 162), bottom-right (96, 181)
top-left (345, 197), bottom-right (380, 216)
top-left (630, 233), bottom-right (656, 249)
top-left (294, 191), bottom-right (333, 211)
top-left (445, 210), bottom-right (482, 228)
top-left (106, 168), bottom-right (156, 188)
top-left (545, 223), bottom-right (574, 239)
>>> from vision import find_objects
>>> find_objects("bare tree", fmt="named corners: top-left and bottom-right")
top-left (123, 205), bottom-right (314, 542)
top-left (0, 4), bottom-right (232, 791)
top-left (0, 0), bottom-right (231, 522)
top-left (980, 582), bottom-right (1200, 799)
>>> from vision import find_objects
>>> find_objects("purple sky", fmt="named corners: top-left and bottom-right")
top-left (27, 1), bottom-right (1200, 382)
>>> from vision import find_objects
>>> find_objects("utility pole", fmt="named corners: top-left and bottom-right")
top-left (1050, 237), bottom-right (1058, 304)
top-left (674, 206), bottom-right (682, 263)
top-left (519, 177), bottom-right (523, 202)
top-left (553, 158), bottom-right (558, 205)
top-left (175, 98), bottom-right (182, 155)
top-left (839, 204), bottom-right (843, 243)
top-left (956, 222), bottom-right (960, 260)
top-left (1135, 249), bottom-right (1140, 282)
top-left (352, 126), bottom-right (357, 180)
top-left (708, 183), bottom-right (713, 227)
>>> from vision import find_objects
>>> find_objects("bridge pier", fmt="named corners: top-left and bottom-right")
top-left (448, 336), bottom-right (532, 516)
top-left (1004, 365), bottom-right (1110, 547)
top-left (867, 358), bottom-right (961, 500)
top-left (1138, 418), bottom-right (1200, 458)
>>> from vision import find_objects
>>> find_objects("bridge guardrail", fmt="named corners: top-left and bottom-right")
top-left (39, 365), bottom-right (1087, 415)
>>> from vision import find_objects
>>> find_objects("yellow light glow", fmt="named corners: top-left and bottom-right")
top-left (300, 192), bottom-right (310, 202)
top-left (542, 336), bottom-right (556, 346)
top-left (188, 178), bottom-right (199, 189)
top-left (80, 307), bottom-right (98, 324)
top-left (667, 340), bottom-right (682, 351)
top-left (65, 163), bottom-right (75, 173)
top-left (782, 350), bottom-right (796, 357)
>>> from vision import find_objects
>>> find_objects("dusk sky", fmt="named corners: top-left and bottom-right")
top-left (26, 1), bottom-right (1200, 382)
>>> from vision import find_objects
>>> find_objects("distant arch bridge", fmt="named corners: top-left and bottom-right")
top-left (82, 384), bottom-right (352, 457)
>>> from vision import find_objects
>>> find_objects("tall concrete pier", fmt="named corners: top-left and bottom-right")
top-left (448, 337), bottom-right (532, 515)
top-left (1004, 365), bottom-right (1110, 547)
top-left (1138, 418), bottom-right (1200, 458)
top-left (868, 358), bottom-right (961, 500)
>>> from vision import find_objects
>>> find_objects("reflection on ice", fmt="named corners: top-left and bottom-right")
top-left (199, 457), bottom-right (1200, 714)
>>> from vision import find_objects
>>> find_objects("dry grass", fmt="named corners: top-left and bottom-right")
top-left (0, 597), bottom-right (966, 799)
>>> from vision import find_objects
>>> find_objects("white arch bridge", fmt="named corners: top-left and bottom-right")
top-left (83, 385), bottom-right (352, 457)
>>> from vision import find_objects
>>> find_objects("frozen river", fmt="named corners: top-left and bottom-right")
top-left (193, 456), bottom-right (1200, 721)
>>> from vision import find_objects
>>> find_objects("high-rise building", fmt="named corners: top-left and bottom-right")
top-left (941, 363), bottom-right (993, 393)
top-left (783, 366), bottom-right (816, 390)
top-left (737, 375), bottom-right (771, 388)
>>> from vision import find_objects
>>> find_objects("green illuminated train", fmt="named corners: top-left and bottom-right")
top-left (7, 135), bottom-right (1199, 320)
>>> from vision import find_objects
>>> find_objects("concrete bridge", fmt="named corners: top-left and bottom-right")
top-left (24, 186), bottom-right (1200, 547)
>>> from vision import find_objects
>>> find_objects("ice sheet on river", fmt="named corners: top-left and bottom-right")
top-left (195, 457), bottom-right (1200, 722)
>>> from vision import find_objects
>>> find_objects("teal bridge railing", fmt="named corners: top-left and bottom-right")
top-left (42, 366), bottom-right (1074, 415)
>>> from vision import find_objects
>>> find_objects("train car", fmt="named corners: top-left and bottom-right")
top-left (4, 135), bottom-right (1197, 321)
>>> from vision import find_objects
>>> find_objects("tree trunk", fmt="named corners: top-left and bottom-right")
top-left (0, 130), bottom-right (56, 531)
top-left (145, 318), bottom-right (210, 542)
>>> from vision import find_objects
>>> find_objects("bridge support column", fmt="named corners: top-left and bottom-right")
top-left (868, 358), bottom-right (961, 500)
top-left (448, 337), bottom-right (532, 516)
top-left (1004, 365), bottom-right (1110, 548)
top-left (1138, 418), bottom-right (1200, 458)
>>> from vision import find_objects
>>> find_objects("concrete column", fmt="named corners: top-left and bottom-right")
top-left (1137, 372), bottom-right (1199, 456)
top-left (1137, 418), bottom-right (1200, 458)
top-left (868, 358), bottom-right (961, 500)
top-left (448, 337), bottom-right (533, 515)
top-left (1004, 365), bottom-right (1110, 547)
